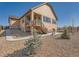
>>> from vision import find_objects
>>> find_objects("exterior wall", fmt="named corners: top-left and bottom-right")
top-left (20, 16), bottom-right (26, 32)
top-left (9, 19), bottom-right (20, 29)
top-left (25, 16), bottom-right (31, 32)
top-left (33, 4), bottom-right (56, 20)
top-left (20, 14), bottom-right (31, 32)
top-left (33, 4), bottom-right (57, 33)
top-left (10, 4), bottom-right (57, 33)
top-left (43, 22), bottom-right (57, 32)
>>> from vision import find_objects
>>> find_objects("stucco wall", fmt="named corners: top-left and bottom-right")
top-left (43, 22), bottom-right (57, 32)
top-left (20, 16), bottom-right (26, 32)
top-left (19, 4), bottom-right (57, 33)
top-left (33, 4), bottom-right (57, 32)
top-left (9, 19), bottom-right (20, 29)
top-left (33, 4), bottom-right (56, 20)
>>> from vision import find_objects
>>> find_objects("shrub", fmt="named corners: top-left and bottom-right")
top-left (25, 28), bottom-right (41, 56)
top-left (61, 27), bottom-right (70, 39)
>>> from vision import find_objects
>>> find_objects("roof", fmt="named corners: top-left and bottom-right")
top-left (9, 16), bottom-right (19, 20)
top-left (31, 2), bottom-right (48, 10)
top-left (8, 16), bottom-right (19, 23)
top-left (31, 2), bottom-right (57, 20)
top-left (18, 3), bottom-right (58, 20)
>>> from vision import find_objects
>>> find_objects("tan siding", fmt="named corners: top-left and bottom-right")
top-left (20, 16), bottom-right (26, 32)
top-left (43, 22), bottom-right (57, 31)
top-left (10, 20), bottom-right (16, 25)
top-left (33, 4), bottom-right (57, 32)
top-left (33, 4), bottom-right (56, 20)
top-left (9, 3), bottom-right (57, 33)
top-left (10, 19), bottom-right (20, 29)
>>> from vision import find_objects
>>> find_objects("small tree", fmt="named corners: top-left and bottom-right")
top-left (25, 28), bottom-right (41, 56)
top-left (61, 27), bottom-right (70, 39)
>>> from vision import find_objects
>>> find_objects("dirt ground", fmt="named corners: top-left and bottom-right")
top-left (36, 33), bottom-right (79, 57)
top-left (0, 32), bottom-right (79, 57)
top-left (0, 37), bottom-right (26, 57)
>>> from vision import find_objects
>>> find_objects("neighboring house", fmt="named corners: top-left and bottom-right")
top-left (9, 16), bottom-right (20, 29)
top-left (9, 3), bottom-right (57, 34)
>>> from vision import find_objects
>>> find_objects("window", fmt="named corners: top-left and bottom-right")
top-left (43, 16), bottom-right (51, 23)
top-left (52, 19), bottom-right (56, 24)
top-left (22, 19), bottom-right (24, 23)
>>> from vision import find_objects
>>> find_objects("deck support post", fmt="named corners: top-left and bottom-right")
top-left (41, 15), bottom-right (43, 27)
top-left (31, 10), bottom-right (34, 35)
top-left (24, 16), bottom-right (26, 32)
top-left (51, 18), bottom-right (52, 24)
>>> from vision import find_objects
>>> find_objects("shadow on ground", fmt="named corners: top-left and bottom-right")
top-left (5, 48), bottom-right (30, 57)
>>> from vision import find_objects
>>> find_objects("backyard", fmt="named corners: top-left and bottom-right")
top-left (0, 32), bottom-right (79, 57)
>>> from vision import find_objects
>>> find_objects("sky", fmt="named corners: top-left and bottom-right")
top-left (0, 2), bottom-right (79, 27)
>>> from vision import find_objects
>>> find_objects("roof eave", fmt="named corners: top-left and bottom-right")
top-left (19, 9), bottom-right (32, 20)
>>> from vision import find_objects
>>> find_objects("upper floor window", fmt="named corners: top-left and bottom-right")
top-left (52, 19), bottom-right (56, 24)
top-left (43, 16), bottom-right (51, 23)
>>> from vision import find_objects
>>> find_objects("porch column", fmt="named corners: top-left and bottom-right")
top-left (24, 16), bottom-right (26, 32)
top-left (41, 15), bottom-right (43, 27)
top-left (51, 18), bottom-right (52, 24)
top-left (31, 11), bottom-right (34, 23)
top-left (31, 10), bottom-right (34, 35)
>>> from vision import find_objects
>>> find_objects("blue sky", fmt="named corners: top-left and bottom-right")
top-left (0, 2), bottom-right (79, 27)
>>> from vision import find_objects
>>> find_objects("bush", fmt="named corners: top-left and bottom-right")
top-left (25, 28), bottom-right (41, 56)
top-left (61, 27), bottom-right (70, 39)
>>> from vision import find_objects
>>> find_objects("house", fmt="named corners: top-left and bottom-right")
top-left (9, 16), bottom-right (20, 29)
top-left (9, 3), bottom-right (57, 34)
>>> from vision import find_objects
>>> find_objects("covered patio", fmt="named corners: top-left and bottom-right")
top-left (24, 11), bottom-right (47, 34)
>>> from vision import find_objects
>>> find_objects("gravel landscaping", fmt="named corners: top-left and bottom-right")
top-left (0, 32), bottom-right (79, 57)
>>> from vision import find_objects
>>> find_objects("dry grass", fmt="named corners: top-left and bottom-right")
top-left (35, 32), bottom-right (79, 57)
top-left (0, 37), bottom-right (26, 56)
top-left (0, 32), bottom-right (79, 57)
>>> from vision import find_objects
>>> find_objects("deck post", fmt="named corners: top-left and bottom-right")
top-left (51, 18), bottom-right (52, 24)
top-left (41, 15), bottom-right (43, 27)
top-left (31, 10), bottom-right (34, 35)
top-left (31, 11), bottom-right (34, 22)
top-left (24, 16), bottom-right (26, 32)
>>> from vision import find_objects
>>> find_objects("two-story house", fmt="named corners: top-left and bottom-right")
top-left (9, 3), bottom-right (57, 34)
